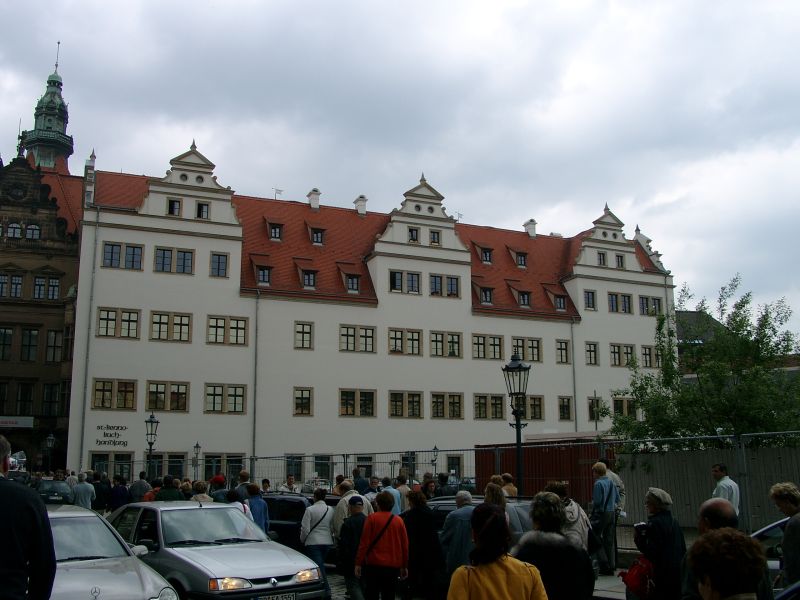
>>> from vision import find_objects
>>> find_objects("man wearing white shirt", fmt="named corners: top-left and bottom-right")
top-left (277, 474), bottom-right (301, 493)
top-left (711, 463), bottom-right (740, 515)
top-left (301, 488), bottom-right (335, 598)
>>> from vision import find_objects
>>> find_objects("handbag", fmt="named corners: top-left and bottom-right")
top-left (619, 555), bottom-right (655, 599)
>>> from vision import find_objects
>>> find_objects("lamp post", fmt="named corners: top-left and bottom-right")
top-left (193, 442), bottom-right (201, 481)
top-left (430, 445), bottom-right (439, 471)
top-left (502, 353), bottom-right (531, 495)
top-left (144, 412), bottom-right (160, 480)
top-left (45, 433), bottom-right (55, 472)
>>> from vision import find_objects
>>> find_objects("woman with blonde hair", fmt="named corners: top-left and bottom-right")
top-left (770, 481), bottom-right (800, 585)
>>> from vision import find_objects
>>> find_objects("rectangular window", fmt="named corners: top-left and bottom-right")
top-left (155, 248), bottom-right (173, 272)
top-left (169, 383), bottom-right (188, 411)
top-left (608, 293), bottom-right (619, 313)
top-left (488, 335), bottom-right (503, 359)
top-left (408, 227), bottom-right (419, 243)
top-left (311, 229), bottom-right (324, 244)
top-left (196, 202), bottom-right (209, 219)
top-left (610, 344), bottom-right (622, 366)
top-left (346, 274), bottom-right (360, 292)
top-left (167, 198), bottom-right (182, 216)
top-left (490, 395), bottom-right (504, 419)
top-left (389, 271), bottom-right (403, 292)
top-left (585, 342), bottom-right (598, 365)
top-left (302, 270), bottom-right (316, 288)
top-left (472, 335), bottom-right (486, 359)
top-left (176, 250), bottom-right (193, 274)
top-left (641, 345), bottom-right (653, 368)
top-left (206, 316), bottom-right (248, 345)
top-left (257, 266), bottom-right (271, 285)
top-left (621, 294), bottom-right (632, 314)
top-left (613, 397), bottom-right (635, 417)
top-left (623, 344), bottom-right (635, 365)
top-left (120, 311), bottom-right (139, 338)
top-left (339, 325), bottom-right (375, 353)
top-left (210, 253), bottom-right (228, 277)
top-left (446, 276), bottom-right (460, 297)
top-left (584, 290), bottom-right (596, 310)
top-left (147, 382), bottom-right (166, 410)
top-left (42, 383), bottom-right (61, 417)
top-left (0, 328), bottom-right (12, 360)
top-left (16, 383), bottom-right (33, 415)
top-left (615, 254), bottom-right (625, 269)
top-left (474, 395), bottom-right (487, 419)
top-left (518, 291), bottom-right (531, 307)
top-left (293, 387), bottom-right (313, 416)
top-left (124, 245), bottom-right (143, 270)
top-left (149, 312), bottom-right (190, 342)
top-left (474, 395), bottom-right (504, 419)
top-left (21, 329), bottom-right (38, 361)
top-left (517, 252), bottom-right (527, 267)
top-left (10, 275), bottom-right (22, 298)
top-left (430, 331), bottom-right (462, 357)
top-left (558, 396), bottom-right (573, 420)
top-left (339, 389), bottom-right (375, 417)
top-left (99, 308), bottom-right (140, 339)
top-left (388, 391), bottom-right (423, 418)
top-left (554, 295), bottom-right (566, 311)
top-left (388, 329), bottom-right (422, 355)
top-left (98, 309), bottom-right (118, 337)
top-left (448, 394), bottom-right (463, 419)
top-left (589, 397), bottom-right (602, 421)
top-left (45, 330), bottom-right (63, 363)
top-left (92, 379), bottom-right (136, 410)
top-left (597, 251), bottom-right (607, 266)
top-left (430, 275), bottom-right (442, 296)
top-left (556, 340), bottom-right (570, 364)
top-left (529, 395), bottom-right (544, 420)
top-left (0, 274), bottom-right (7, 297)
top-left (33, 277), bottom-right (45, 299)
top-left (269, 224), bottom-right (283, 240)
top-left (294, 322), bottom-right (314, 349)
top-left (431, 393), bottom-right (445, 418)
top-left (430, 230), bottom-right (441, 245)
top-left (652, 298), bottom-right (662, 315)
top-left (639, 296), bottom-right (650, 315)
top-left (480, 288), bottom-right (493, 304)
top-left (47, 278), bottom-right (60, 299)
top-left (205, 384), bottom-right (246, 413)
top-left (481, 248), bottom-right (492, 263)
top-left (512, 337), bottom-right (542, 362)
top-left (407, 272), bottom-right (420, 294)
top-left (103, 243), bottom-right (121, 268)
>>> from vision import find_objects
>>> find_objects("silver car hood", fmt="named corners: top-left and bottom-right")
top-left (55, 556), bottom-right (170, 599)
top-left (171, 542), bottom-right (316, 578)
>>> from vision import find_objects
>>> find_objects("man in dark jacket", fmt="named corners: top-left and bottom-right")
top-left (0, 435), bottom-right (56, 599)
top-left (155, 474), bottom-right (184, 501)
top-left (635, 487), bottom-right (686, 600)
top-left (440, 491), bottom-right (475, 575)
top-left (338, 495), bottom-right (367, 600)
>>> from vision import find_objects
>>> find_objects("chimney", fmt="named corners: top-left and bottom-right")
top-left (83, 149), bottom-right (96, 207)
top-left (307, 188), bottom-right (321, 210)
top-left (354, 194), bottom-right (368, 216)
top-left (523, 218), bottom-right (537, 238)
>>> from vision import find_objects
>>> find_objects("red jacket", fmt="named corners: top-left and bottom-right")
top-left (355, 511), bottom-right (409, 569)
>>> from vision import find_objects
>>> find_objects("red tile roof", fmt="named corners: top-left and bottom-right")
top-left (40, 171), bottom-right (85, 234)
top-left (72, 171), bottom-right (664, 316)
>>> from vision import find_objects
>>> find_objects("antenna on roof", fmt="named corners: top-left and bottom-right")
top-left (55, 40), bottom-right (61, 72)
top-left (272, 187), bottom-right (283, 200)
top-left (455, 211), bottom-right (463, 222)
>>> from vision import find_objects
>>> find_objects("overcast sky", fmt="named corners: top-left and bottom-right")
top-left (2, 1), bottom-right (798, 336)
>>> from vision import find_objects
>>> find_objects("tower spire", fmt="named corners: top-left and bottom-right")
top-left (55, 40), bottom-right (61, 73)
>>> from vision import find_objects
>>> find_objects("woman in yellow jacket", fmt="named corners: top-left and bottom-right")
top-left (447, 503), bottom-right (547, 600)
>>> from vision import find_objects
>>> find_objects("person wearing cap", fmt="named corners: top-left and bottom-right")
top-left (332, 480), bottom-right (374, 540)
top-left (338, 494), bottom-right (368, 600)
top-left (634, 487), bottom-right (686, 600)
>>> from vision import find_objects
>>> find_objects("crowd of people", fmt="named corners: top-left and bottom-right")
top-left (8, 444), bottom-right (800, 600)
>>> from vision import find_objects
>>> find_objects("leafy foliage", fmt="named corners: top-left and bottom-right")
top-left (611, 275), bottom-right (800, 441)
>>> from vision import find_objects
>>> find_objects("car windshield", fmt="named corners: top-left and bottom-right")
top-left (52, 516), bottom-right (129, 562)
top-left (39, 480), bottom-right (71, 494)
top-left (161, 507), bottom-right (268, 546)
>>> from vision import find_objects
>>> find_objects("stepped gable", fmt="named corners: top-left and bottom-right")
top-left (454, 223), bottom-right (584, 319)
top-left (234, 194), bottom-right (389, 303)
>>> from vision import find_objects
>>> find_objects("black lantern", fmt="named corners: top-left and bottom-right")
top-left (145, 412), bottom-right (160, 480)
top-left (193, 441), bottom-right (201, 480)
top-left (45, 433), bottom-right (55, 472)
top-left (502, 353), bottom-right (531, 495)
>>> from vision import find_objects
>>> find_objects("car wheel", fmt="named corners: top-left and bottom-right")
top-left (170, 581), bottom-right (189, 600)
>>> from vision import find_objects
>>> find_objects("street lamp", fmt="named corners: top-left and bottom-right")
top-left (430, 446), bottom-right (439, 470)
top-left (502, 353), bottom-right (531, 495)
top-left (45, 433), bottom-right (55, 472)
top-left (193, 442), bottom-right (201, 481)
top-left (145, 412), bottom-right (160, 480)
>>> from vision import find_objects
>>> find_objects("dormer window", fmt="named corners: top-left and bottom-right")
top-left (257, 266), bottom-right (271, 286)
top-left (519, 291), bottom-right (531, 307)
top-left (408, 227), bottom-right (419, 243)
top-left (430, 230), bottom-right (441, 246)
top-left (196, 202), bottom-right (209, 219)
top-left (167, 198), bottom-right (182, 216)
top-left (480, 288), bottom-right (493, 304)
top-left (481, 248), bottom-right (492, 263)
top-left (269, 224), bottom-right (283, 240)
top-left (517, 252), bottom-right (527, 268)
top-left (311, 229), bottom-right (325, 245)
top-left (554, 295), bottom-right (567, 311)
top-left (346, 274), bottom-right (360, 293)
top-left (302, 270), bottom-right (317, 289)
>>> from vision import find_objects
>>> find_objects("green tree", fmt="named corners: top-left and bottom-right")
top-left (611, 275), bottom-right (800, 441)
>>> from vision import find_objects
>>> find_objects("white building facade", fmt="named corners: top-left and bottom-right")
top-left (66, 146), bottom-right (674, 482)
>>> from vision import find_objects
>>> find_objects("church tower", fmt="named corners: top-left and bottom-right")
top-left (19, 58), bottom-right (74, 173)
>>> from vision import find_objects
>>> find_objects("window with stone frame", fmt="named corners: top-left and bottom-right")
top-left (293, 387), bottom-right (313, 416)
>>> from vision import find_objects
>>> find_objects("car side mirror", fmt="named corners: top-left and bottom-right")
top-left (130, 544), bottom-right (149, 557)
top-left (138, 539), bottom-right (159, 552)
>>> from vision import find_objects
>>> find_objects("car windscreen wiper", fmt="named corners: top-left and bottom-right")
top-left (57, 555), bottom-right (112, 562)
top-left (213, 537), bottom-right (259, 544)
top-left (167, 539), bottom-right (222, 547)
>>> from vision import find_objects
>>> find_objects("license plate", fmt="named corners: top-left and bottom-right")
top-left (49, 495), bottom-right (61, 500)
top-left (257, 595), bottom-right (295, 600)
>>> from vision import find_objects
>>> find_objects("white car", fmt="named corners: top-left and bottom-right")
top-left (108, 501), bottom-right (325, 599)
top-left (49, 505), bottom-right (177, 600)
